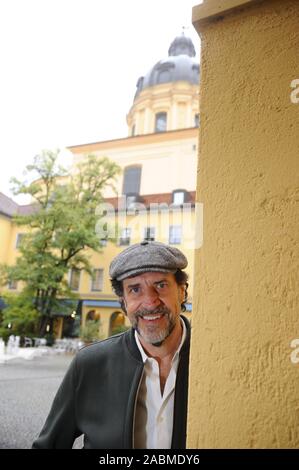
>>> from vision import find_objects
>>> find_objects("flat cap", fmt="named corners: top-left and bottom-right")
top-left (109, 241), bottom-right (188, 281)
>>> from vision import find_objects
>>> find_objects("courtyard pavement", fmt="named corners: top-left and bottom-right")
top-left (0, 353), bottom-right (83, 449)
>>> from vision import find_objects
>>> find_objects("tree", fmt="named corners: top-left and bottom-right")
top-left (0, 149), bottom-right (120, 336)
top-left (0, 292), bottom-right (39, 343)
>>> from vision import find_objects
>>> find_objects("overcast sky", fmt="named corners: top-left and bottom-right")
top-left (0, 0), bottom-right (201, 203)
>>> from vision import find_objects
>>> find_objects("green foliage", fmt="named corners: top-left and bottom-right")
top-left (0, 328), bottom-right (11, 345)
top-left (110, 324), bottom-right (130, 336)
top-left (80, 320), bottom-right (102, 344)
top-left (0, 149), bottom-right (120, 334)
top-left (0, 292), bottom-right (39, 339)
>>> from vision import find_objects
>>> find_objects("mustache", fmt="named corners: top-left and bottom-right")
top-left (135, 305), bottom-right (170, 318)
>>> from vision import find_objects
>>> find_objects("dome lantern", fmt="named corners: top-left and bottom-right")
top-left (168, 33), bottom-right (196, 57)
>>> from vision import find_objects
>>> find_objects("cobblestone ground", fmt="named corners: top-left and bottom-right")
top-left (0, 353), bottom-right (83, 449)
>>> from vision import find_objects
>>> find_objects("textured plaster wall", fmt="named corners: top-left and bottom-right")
top-left (188, 0), bottom-right (299, 448)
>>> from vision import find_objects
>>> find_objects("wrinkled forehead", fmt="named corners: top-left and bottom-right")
top-left (122, 271), bottom-right (176, 287)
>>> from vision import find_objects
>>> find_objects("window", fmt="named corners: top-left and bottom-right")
top-left (119, 228), bottom-right (131, 246)
top-left (158, 69), bottom-right (171, 84)
top-left (155, 112), bottom-right (167, 133)
top-left (156, 62), bottom-right (174, 85)
top-left (194, 113), bottom-right (200, 127)
top-left (172, 191), bottom-right (185, 205)
top-left (8, 280), bottom-right (18, 290)
top-left (69, 268), bottom-right (80, 291)
top-left (16, 233), bottom-right (25, 249)
top-left (122, 166), bottom-right (142, 195)
top-left (144, 227), bottom-right (155, 242)
top-left (126, 194), bottom-right (139, 210)
top-left (169, 225), bottom-right (182, 245)
top-left (91, 269), bottom-right (104, 292)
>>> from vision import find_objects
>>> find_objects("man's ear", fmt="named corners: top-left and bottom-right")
top-left (179, 284), bottom-right (186, 304)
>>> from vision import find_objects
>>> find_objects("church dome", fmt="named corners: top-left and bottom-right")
top-left (134, 33), bottom-right (199, 101)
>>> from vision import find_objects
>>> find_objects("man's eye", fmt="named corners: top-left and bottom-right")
top-left (129, 287), bottom-right (140, 294)
top-left (157, 282), bottom-right (167, 289)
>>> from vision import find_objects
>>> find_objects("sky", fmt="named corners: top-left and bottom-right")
top-left (0, 0), bottom-right (201, 204)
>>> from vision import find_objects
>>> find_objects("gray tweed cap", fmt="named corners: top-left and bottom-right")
top-left (109, 241), bottom-right (188, 281)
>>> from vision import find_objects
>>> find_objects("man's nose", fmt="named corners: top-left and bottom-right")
top-left (141, 287), bottom-right (160, 308)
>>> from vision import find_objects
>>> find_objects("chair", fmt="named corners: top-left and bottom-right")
top-left (24, 337), bottom-right (33, 347)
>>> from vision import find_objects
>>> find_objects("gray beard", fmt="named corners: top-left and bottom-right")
top-left (133, 305), bottom-right (176, 346)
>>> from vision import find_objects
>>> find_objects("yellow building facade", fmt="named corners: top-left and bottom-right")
top-left (188, 0), bottom-right (299, 448)
top-left (0, 194), bottom-right (32, 289)
top-left (0, 33), bottom-right (200, 340)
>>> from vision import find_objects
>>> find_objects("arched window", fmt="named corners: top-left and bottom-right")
top-left (155, 112), bottom-right (167, 133)
top-left (86, 310), bottom-right (101, 322)
top-left (109, 312), bottom-right (127, 336)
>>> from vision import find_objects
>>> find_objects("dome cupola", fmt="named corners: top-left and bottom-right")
top-left (134, 33), bottom-right (199, 101)
top-left (127, 33), bottom-right (200, 136)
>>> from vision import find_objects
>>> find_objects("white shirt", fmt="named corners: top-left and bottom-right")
top-left (133, 319), bottom-right (186, 449)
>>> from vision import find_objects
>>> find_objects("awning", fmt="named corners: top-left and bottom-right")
top-left (83, 299), bottom-right (121, 308)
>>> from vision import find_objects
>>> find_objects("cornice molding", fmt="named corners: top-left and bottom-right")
top-left (192, 0), bottom-right (266, 31)
top-left (68, 127), bottom-right (198, 154)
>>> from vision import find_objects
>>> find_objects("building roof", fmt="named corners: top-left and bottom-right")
top-left (134, 33), bottom-right (199, 100)
top-left (0, 190), bottom-right (196, 220)
top-left (105, 191), bottom-right (196, 211)
top-left (0, 192), bottom-right (37, 219)
top-left (0, 192), bottom-right (19, 217)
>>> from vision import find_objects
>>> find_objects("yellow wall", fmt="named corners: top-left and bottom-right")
top-left (71, 129), bottom-right (198, 199)
top-left (188, 0), bottom-right (299, 448)
top-left (0, 216), bottom-right (27, 293)
top-left (0, 214), bottom-right (12, 265)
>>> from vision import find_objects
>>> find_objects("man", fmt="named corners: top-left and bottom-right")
top-left (32, 241), bottom-right (191, 449)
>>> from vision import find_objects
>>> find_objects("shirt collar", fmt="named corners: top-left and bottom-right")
top-left (134, 317), bottom-right (187, 364)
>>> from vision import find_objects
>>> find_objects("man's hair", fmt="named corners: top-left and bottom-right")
top-left (111, 269), bottom-right (189, 314)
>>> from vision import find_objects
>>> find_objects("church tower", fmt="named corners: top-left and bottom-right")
top-left (127, 33), bottom-right (199, 136)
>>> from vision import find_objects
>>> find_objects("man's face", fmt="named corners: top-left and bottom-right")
top-left (122, 271), bottom-right (185, 346)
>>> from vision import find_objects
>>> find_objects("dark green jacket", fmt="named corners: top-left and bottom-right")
top-left (32, 316), bottom-right (190, 449)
